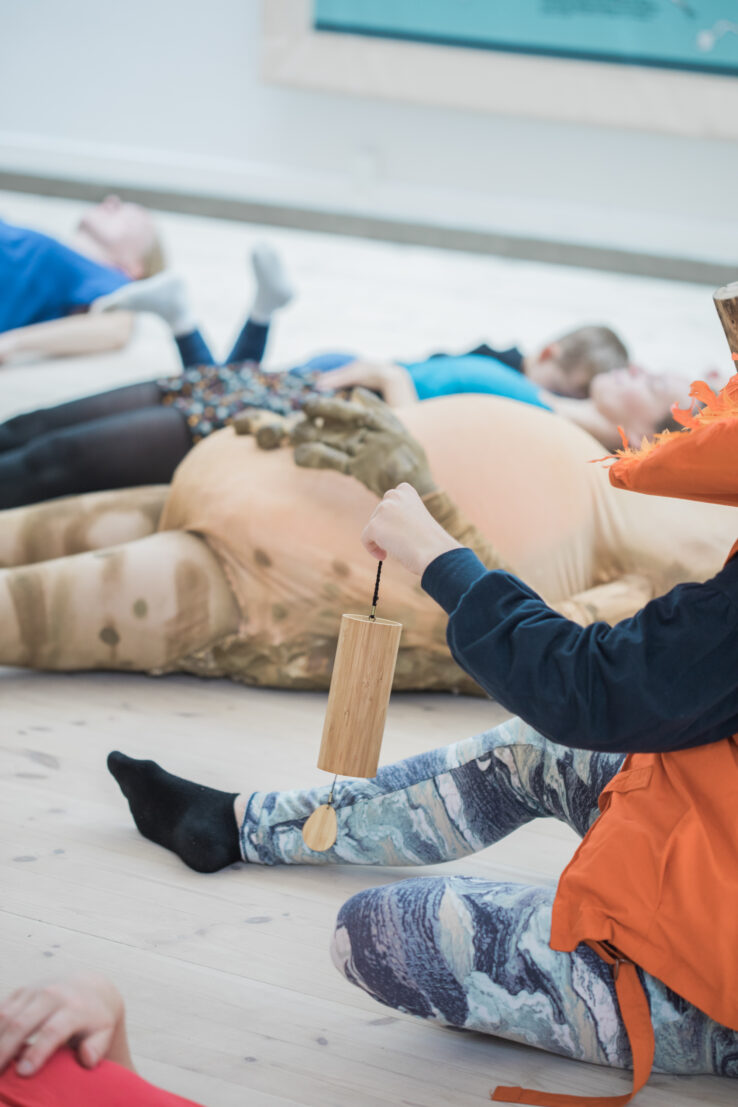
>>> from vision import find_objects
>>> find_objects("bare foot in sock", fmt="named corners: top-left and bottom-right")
top-left (250, 243), bottom-right (295, 324)
top-left (107, 751), bottom-right (241, 873)
top-left (91, 272), bottom-right (197, 336)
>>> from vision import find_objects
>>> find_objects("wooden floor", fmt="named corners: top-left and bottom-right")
top-left (2, 192), bottom-right (736, 1105)
top-left (3, 672), bottom-right (735, 1106)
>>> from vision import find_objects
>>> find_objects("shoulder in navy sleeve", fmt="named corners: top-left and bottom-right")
top-left (422, 547), bottom-right (738, 755)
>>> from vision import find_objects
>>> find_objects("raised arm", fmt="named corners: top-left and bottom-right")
top-left (0, 312), bottom-right (134, 364)
top-left (423, 547), bottom-right (738, 754)
top-left (361, 482), bottom-right (738, 755)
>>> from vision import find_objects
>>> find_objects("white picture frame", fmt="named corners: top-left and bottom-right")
top-left (262, 0), bottom-right (738, 140)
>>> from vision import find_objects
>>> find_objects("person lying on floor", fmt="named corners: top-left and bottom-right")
top-left (0, 256), bottom-right (682, 508)
top-left (107, 378), bottom-right (738, 1098)
top-left (0, 973), bottom-right (203, 1106)
top-left (0, 196), bottom-right (165, 364)
top-left (0, 391), bottom-right (734, 693)
top-left (0, 244), bottom-right (296, 507)
top-left (93, 270), bottom-right (656, 457)
top-left (310, 351), bottom-right (686, 451)
top-left (92, 262), bottom-right (629, 405)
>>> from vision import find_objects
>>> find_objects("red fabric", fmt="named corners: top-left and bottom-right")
top-left (0, 1049), bottom-right (203, 1107)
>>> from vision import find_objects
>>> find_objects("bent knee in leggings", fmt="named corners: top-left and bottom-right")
top-left (332, 877), bottom-right (486, 1026)
top-left (333, 875), bottom-right (738, 1076)
top-left (332, 876), bottom-right (630, 1064)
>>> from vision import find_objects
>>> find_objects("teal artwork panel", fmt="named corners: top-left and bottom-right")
top-left (314, 1), bottom-right (738, 76)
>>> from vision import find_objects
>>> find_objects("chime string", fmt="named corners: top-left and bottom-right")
top-left (370, 560), bottom-right (383, 620)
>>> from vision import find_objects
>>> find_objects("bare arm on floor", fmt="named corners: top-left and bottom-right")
top-left (0, 312), bottom-right (134, 364)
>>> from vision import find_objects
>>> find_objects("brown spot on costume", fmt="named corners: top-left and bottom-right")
top-left (99, 626), bottom-right (120, 647)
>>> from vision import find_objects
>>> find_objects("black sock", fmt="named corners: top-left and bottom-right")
top-left (107, 751), bottom-right (241, 873)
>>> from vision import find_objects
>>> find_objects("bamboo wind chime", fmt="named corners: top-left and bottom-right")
top-left (302, 562), bottom-right (402, 851)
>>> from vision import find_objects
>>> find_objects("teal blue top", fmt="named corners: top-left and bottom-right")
top-left (402, 354), bottom-right (551, 409)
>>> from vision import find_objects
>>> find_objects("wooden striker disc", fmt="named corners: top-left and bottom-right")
top-left (302, 803), bottom-right (338, 851)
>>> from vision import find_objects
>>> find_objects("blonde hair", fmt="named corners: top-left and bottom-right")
top-left (555, 325), bottom-right (629, 385)
top-left (138, 233), bottom-right (166, 279)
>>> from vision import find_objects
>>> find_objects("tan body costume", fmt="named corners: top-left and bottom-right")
top-left (0, 396), bottom-right (734, 691)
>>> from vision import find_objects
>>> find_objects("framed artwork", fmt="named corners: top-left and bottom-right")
top-left (313, 1), bottom-right (738, 78)
top-left (262, 0), bottom-right (738, 138)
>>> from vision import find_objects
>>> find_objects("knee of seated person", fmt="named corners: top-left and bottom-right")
top-left (333, 877), bottom-right (446, 963)
top-left (331, 880), bottom-right (460, 1021)
top-left (331, 879), bottom-right (439, 979)
top-left (331, 885), bottom-right (388, 985)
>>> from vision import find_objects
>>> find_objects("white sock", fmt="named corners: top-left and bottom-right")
top-left (90, 271), bottom-right (198, 337)
top-left (249, 243), bottom-right (295, 324)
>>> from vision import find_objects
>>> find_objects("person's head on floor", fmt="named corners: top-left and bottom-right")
top-left (525, 325), bottom-right (629, 399)
top-left (74, 194), bottom-right (165, 279)
top-left (590, 364), bottom-right (692, 446)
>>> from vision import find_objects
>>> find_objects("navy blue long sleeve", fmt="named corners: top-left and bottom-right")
top-left (421, 547), bottom-right (738, 754)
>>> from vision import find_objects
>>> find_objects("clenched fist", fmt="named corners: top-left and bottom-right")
top-left (362, 483), bottom-right (461, 577)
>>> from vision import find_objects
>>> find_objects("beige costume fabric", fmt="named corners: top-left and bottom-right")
top-left (157, 395), bottom-right (736, 690)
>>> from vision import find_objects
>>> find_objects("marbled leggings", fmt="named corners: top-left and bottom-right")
top-left (240, 718), bottom-right (738, 1078)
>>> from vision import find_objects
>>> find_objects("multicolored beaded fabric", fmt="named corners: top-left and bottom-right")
top-left (157, 362), bottom-right (331, 442)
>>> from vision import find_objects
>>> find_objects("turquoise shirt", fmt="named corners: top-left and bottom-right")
top-left (403, 354), bottom-right (551, 409)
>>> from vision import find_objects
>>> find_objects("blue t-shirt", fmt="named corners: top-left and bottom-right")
top-left (0, 220), bottom-right (130, 333)
top-left (402, 354), bottom-right (551, 409)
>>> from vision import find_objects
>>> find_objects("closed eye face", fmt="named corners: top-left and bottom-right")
top-left (77, 196), bottom-right (156, 274)
top-left (590, 366), bottom-right (688, 432)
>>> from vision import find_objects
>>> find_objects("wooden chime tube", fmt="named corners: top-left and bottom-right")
top-left (317, 613), bottom-right (402, 778)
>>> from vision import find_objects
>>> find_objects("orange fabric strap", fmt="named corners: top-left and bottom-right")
top-left (490, 960), bottom-right (655, 1106)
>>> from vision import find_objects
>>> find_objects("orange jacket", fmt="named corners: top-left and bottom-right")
top-left (493, 378), bottom-right (738, 1106)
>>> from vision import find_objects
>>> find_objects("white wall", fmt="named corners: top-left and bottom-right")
top-left (1, 0), bottom-right (737, 264)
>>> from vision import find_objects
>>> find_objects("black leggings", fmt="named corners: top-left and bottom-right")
top-left (0, 382), bottom-right (192, 509)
